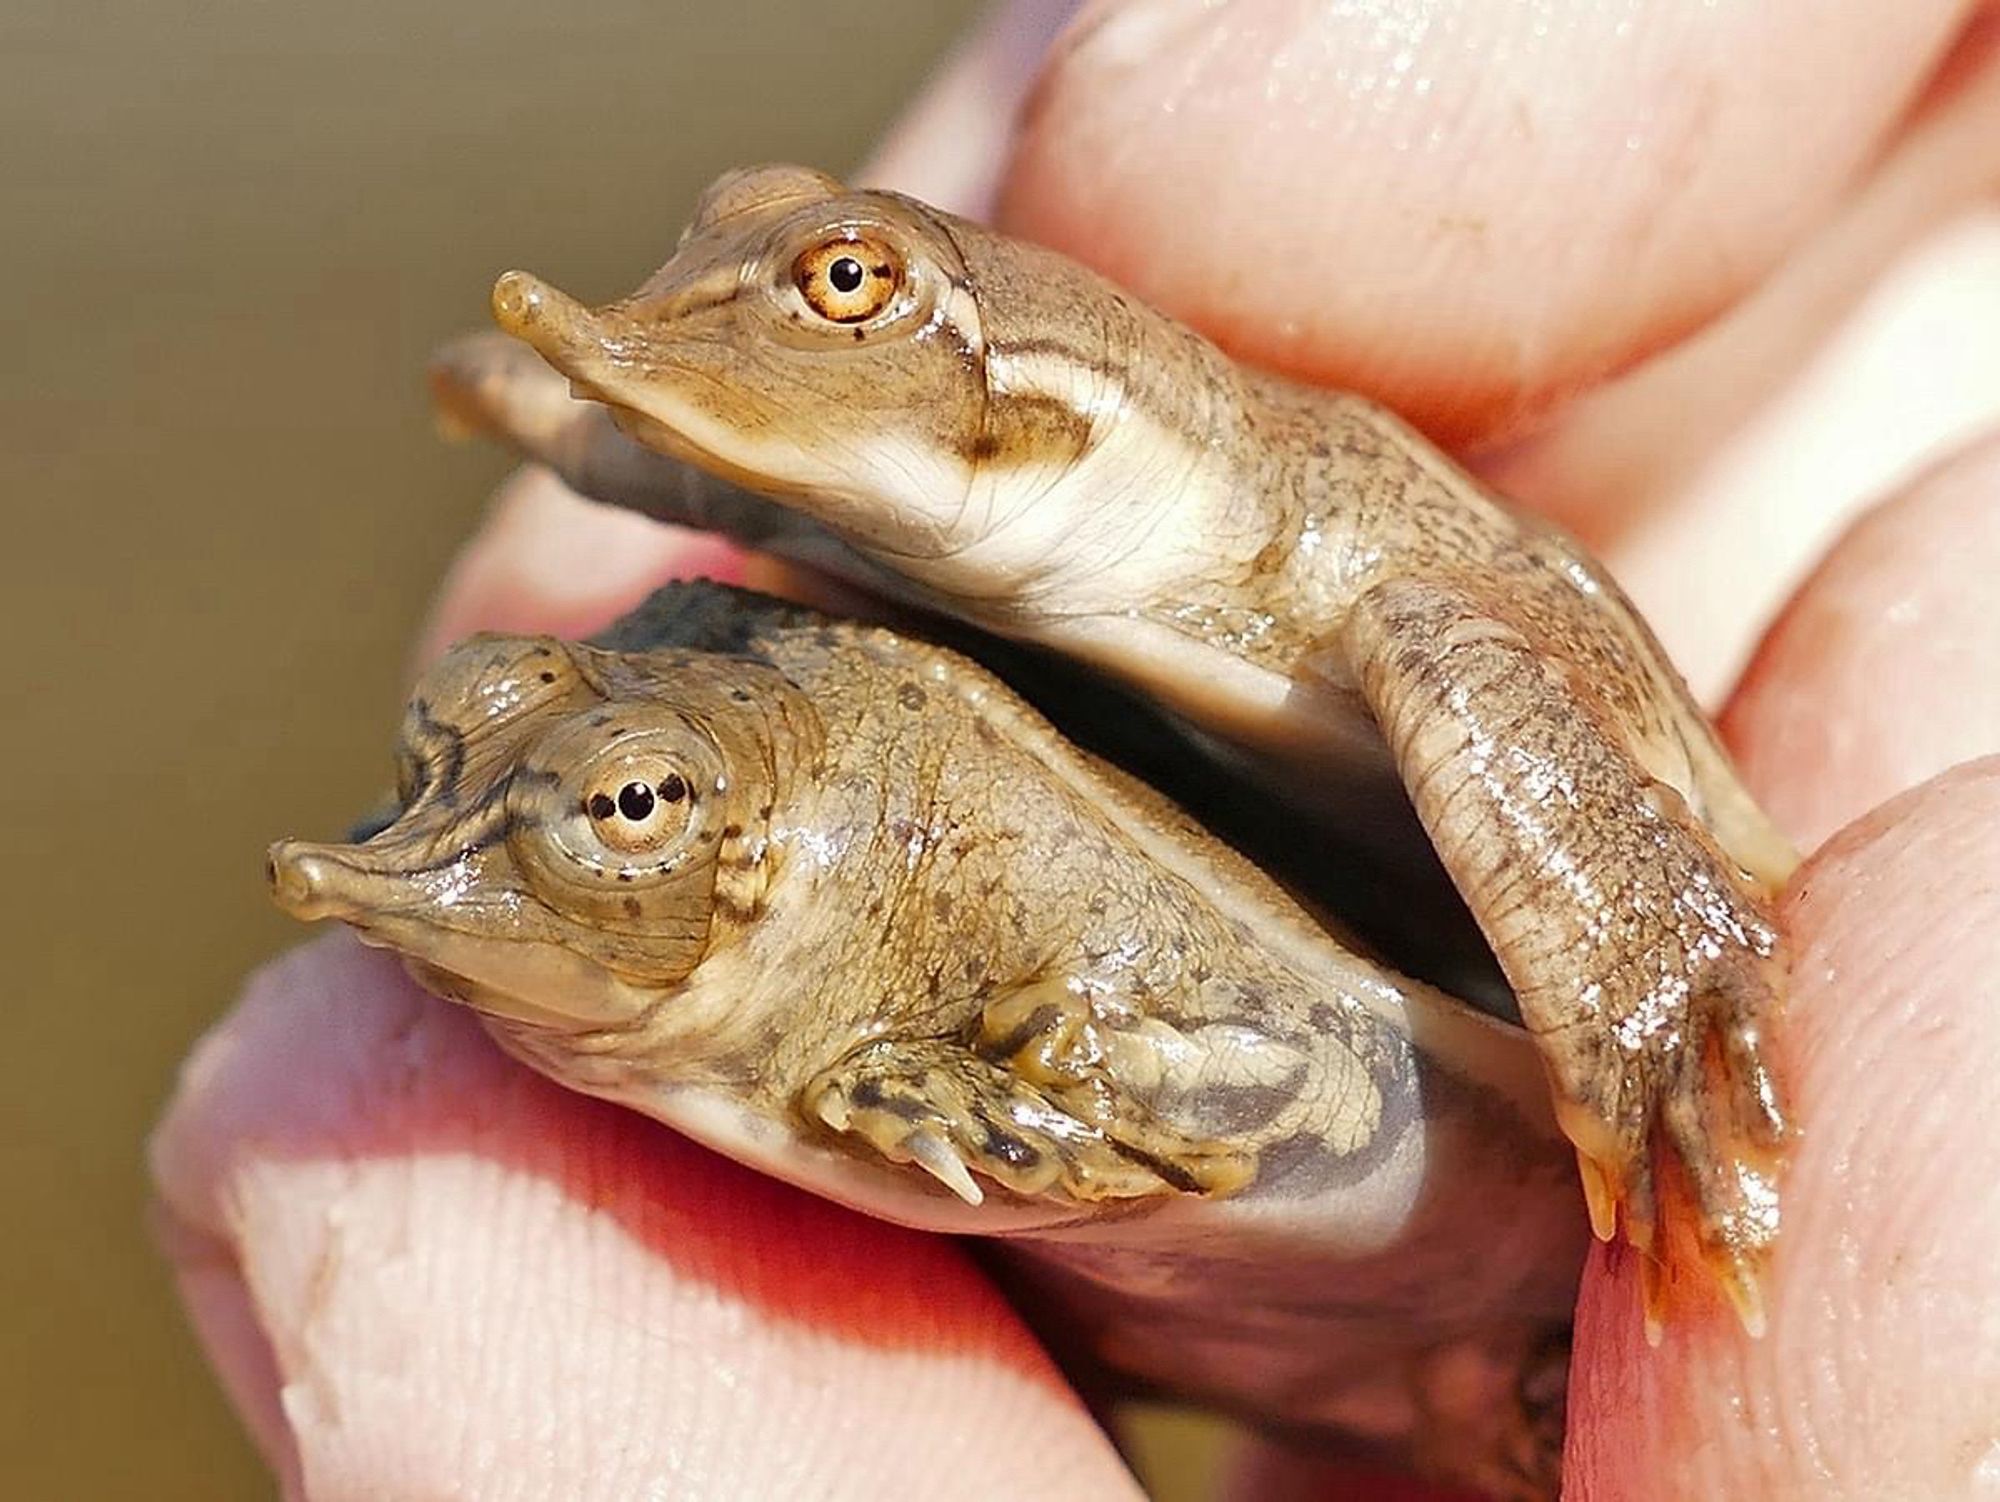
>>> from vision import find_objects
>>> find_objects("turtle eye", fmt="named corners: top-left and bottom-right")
top-left (792, 234), bottom-right (902, 324)
top-left (584, 764), bottom-right (694, 854)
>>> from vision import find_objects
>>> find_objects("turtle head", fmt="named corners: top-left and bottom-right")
top-left (490, 164), bottom-right (1130, 572)
top-left (268, 633), bottom-right (786, 1050)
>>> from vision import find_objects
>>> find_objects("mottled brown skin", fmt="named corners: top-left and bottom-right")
top-left (458, 164), bottom-right (1795, 1323)
top-left (270, 581), bottom-right (1584, 1500)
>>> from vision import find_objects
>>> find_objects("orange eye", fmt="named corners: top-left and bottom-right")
top-left (792, 235), bottom-right (902, 324)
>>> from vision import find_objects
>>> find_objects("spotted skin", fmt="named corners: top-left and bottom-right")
top-left (270, 582), bottom-right (1582, 1500)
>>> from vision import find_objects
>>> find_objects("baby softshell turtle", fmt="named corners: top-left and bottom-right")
top-left (271, 581), bottom-right (1584, 1499)
top-left (443, 163), bottom-right (1797, 1327)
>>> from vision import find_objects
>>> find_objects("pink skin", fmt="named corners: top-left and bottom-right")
top-left (1723, 431), bottom-right (2000, 854)
top-left (1003, 0), bottom-right (1986, 447)
top-left (151, 4), bottom-right (2000, 1497)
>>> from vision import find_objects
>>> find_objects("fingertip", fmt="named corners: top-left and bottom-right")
top-left (1724, 427), bottom-right (2000, 852)
top-left (858, 0), bottom-right (1081, 217)
top-left (151, 936), bottom-right (1142, 1500)
top-left (150, 1208), bottom-right (303, 1496)
top-left (415, 466), bottom-right (747, 666)
top-left (997, 0), bottom-right (1968, 442)
top-left (1567, 761), bottom-right (2000, 1497)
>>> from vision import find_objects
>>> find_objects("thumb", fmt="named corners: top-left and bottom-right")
top-left (150, 935), bottom-right (1144, 1501)
top-left (1568, 758), bottom-right (2000, 1498)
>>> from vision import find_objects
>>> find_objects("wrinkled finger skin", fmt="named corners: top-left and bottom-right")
top-left (1568, 433), bottom-right (2000, 1496)
top-left (1567, 759), bottom-right (2000, 1499)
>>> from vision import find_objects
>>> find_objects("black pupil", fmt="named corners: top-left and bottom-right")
top-left (616, 781), bottom-right (655, 821)
top-left (828, 256), bottom-right (864, 294)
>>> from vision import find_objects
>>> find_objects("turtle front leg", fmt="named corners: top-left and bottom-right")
top-left (1332, 574), bottom-right (1788, 1332)
top-left (801, 986), bottom-right (1254, 1206)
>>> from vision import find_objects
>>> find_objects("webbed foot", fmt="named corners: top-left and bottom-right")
top-left (801, 1010), bottom-right (1253, 1206)
top-left (1339, 574), bottom-right (1791, 1331)
top-left (1558, 923), bottom-right (1788, 1340)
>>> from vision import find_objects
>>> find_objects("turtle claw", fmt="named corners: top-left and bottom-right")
top-left (800, 1064), bottom-right (986, 1203)
top-left (811, 1087), bottom-right (851, 1134)
top-left (906, 1127), bottom-right (984, 1206)
top-left (1715, 1252), bottom-right (1768, 1340)
top-left (1558, 954), bottom-right (1786, 1340)
top-left (1574, 1149), bottom-right (1620, 1244)
top-left (1656, 975), bottom-right (1786, 1336)
top-left (1571, 1145), bottom-right (1731, 1347)
top-left (801, 1032), bottom-right (1251, 1207)
top-left (800, 1040), bottom-right (1059, 1206)
top-left (1638, 1218), bottom-right (1770, 1347)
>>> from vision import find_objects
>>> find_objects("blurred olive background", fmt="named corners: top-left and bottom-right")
top-left (0, 2), bottom-right (1020, 1494)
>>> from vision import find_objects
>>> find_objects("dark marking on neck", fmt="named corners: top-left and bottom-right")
top-left (964, 392), bottom-right (1095, 470)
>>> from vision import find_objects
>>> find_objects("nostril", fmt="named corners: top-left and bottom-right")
top-left (491, 270), bottom-right (553, 338)
top-left (492, 269), bottom-right (534, 320)
top-left (266, 840), bottom-right (309, 910)
top-left (265, 840), bottom-right (331, 918)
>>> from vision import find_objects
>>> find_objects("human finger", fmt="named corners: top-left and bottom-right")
top-left (859, 0), bottom-right (1080, 217)
top-left (999, 0), bottom-right (1979, 442)
top-left (149, 935), bottom-right (1144, 1501)
top-left (1564, 426), bottom-right (2000, 1492)
top-left (1480, 14), bottom-right (2000, 546)
top-left (1565, 758), bottom-right (2000, 1498)
top-left (1723, 427), bottom-right (2000, 852)
top-left (414, 466), bottom-right (751, 667)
